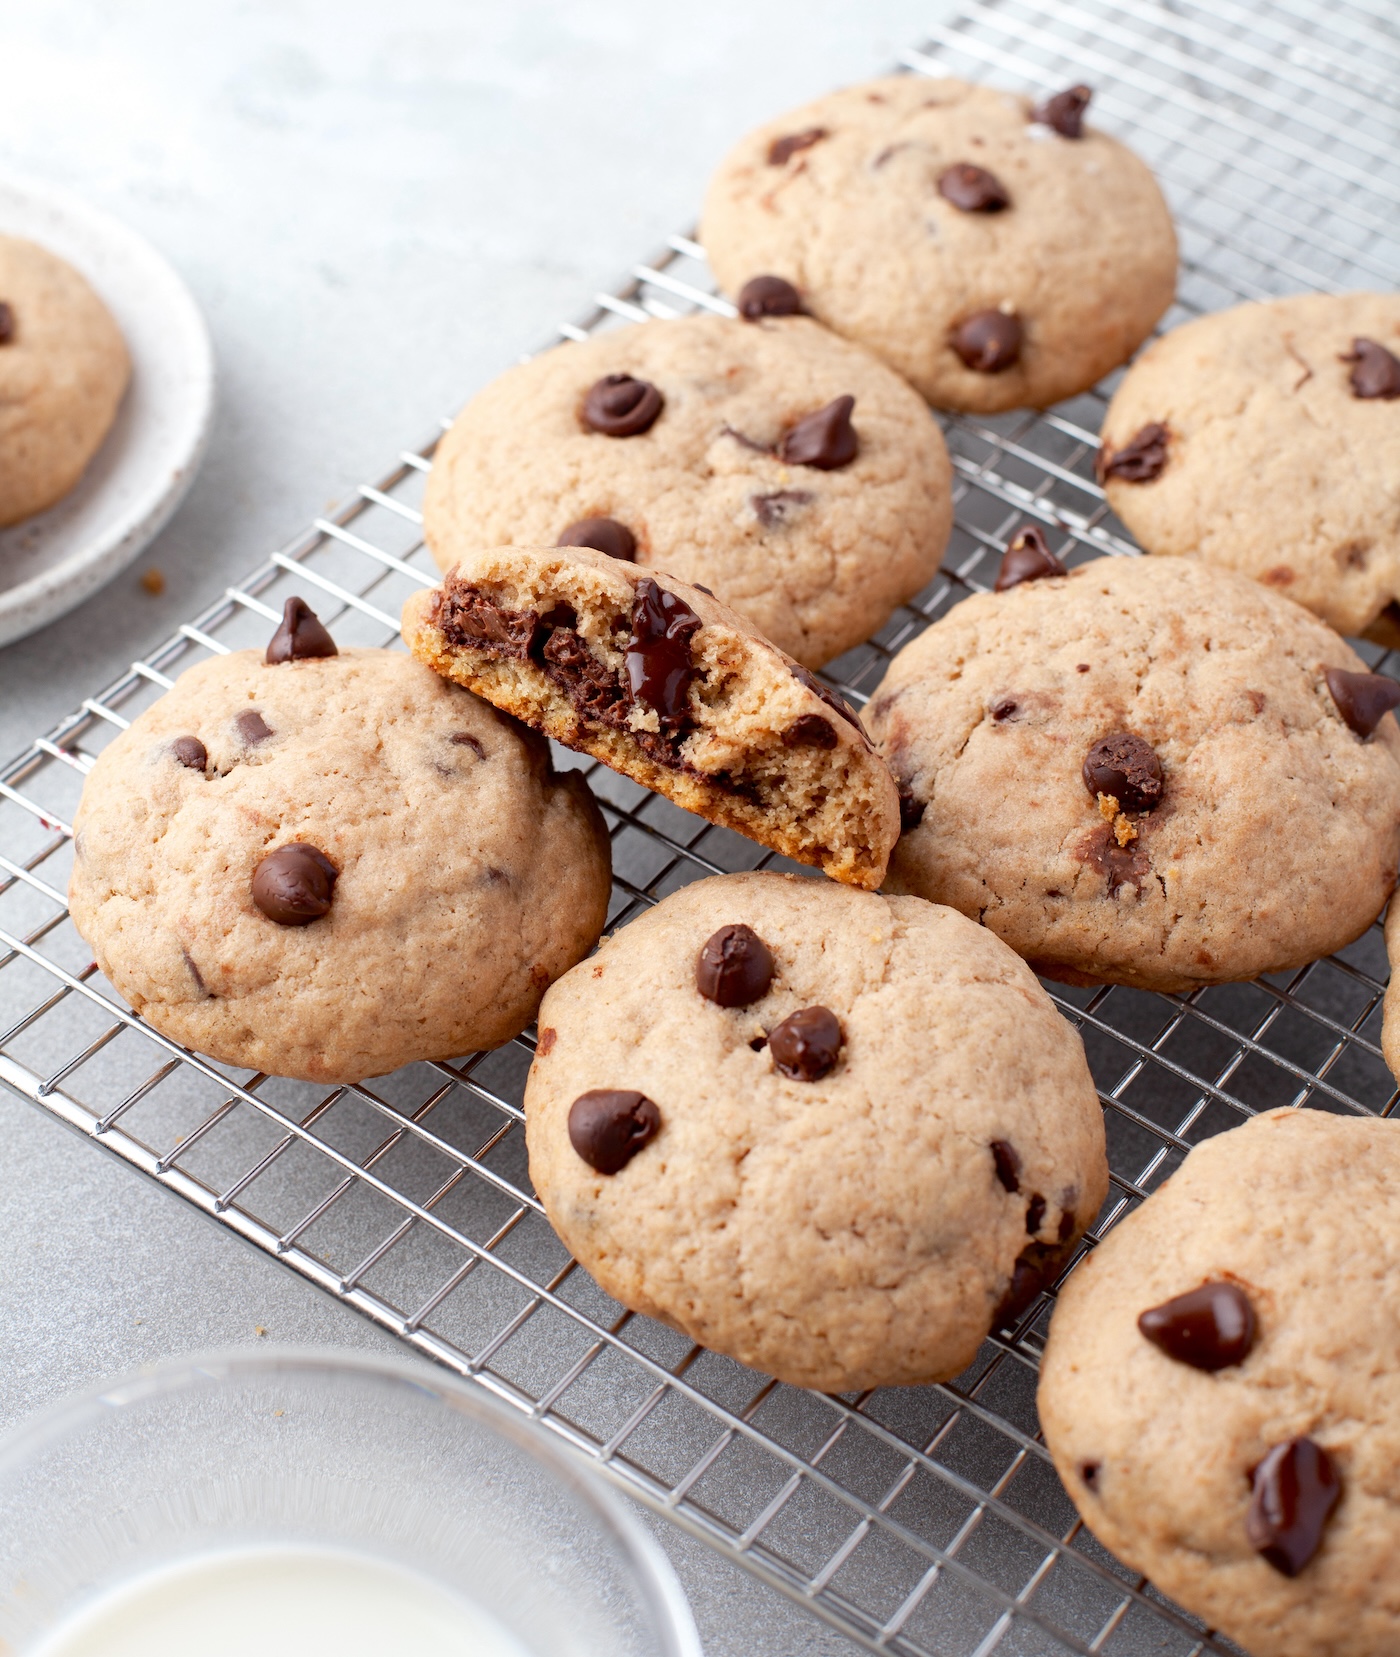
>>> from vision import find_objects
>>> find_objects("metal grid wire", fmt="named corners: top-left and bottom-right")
top-left (2, 2), bottom-right (1397, 1652)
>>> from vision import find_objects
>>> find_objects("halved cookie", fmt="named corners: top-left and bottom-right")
top-left (402, 544), bottom-right (900, 889)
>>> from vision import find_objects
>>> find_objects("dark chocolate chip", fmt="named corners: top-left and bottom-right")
top-left (1083, 732), bottom-right (1164, 813)
top-left (777, 395), bottom-right (858, 470)
top-left (784, 713), bottom-right (838, 749)
top-left (693, 584), bottom-right (715, 597)
top-left (1097, 422), bottom-right (1169, 484)
top-left (995, 525), bottom-right (1066, 591)
top-left (1032, 84), bottom-right (1092, 138)
top-left (557, 516), bottom-right (637, 561)
top-left (568, 1089), bottom-right (661, 1174)
top-left (738, 274), bottom-right (803, 320)
top-left (251, 843), bottom-right (338, 926)
top-left (181, 948), bottom-right (208, 997)
top-left (1057, 1209), bottom-right (1075, 1242)
top-left (624, 577), bottom-right (702, 725)
top-left (449, 730), bottom-right (486, 758)
top-left (898, 787), bottom-right (926, 832)
top-left (769, 1005), bottom-right (843, 1082)
top-left (991, 698), bottom-right (1018, 722)
top-left (768, 127), bottom-right (827, 166)
top-left (172, 736), bottom-right (207, 771)
top-left (789, 664), bottom-right (864, 733)
top-left (583, 374), bottom-right (664, 437)
top-left (751, 488), bottom-right (814, 528)
top-left (937, 162), bottom-right (1010, 212)
top-left (1340, 337), bottom-right (1400, 400)
top-left (950, 309), bottom-right (1022, 373)
top-left (1138, 1280), bottom-right (1257, 1371)
top-left (1325, 666), bottom-right (1400, 737)
top-left (1080, 1461), bottom-right (1101, 1491)
top-left (992, 1240), bottom-right (1072, 1330)
top-left (748, 1034), bottom-right (768, 1052)
top-left (236, 710), bottom-right (273, 746)
top-left (1025, 1194), bottom-right (1047, 1235)
top-left (0, 301), bottom-right (13, 344)
top-left (265, 596), bottom-right (338, 664)
top-left (991, 1139), bottom-right (1021, 1193)
top-left (696, 923), bottom-right (775, 1008)
top-left (1246, 1437), bottom-right (1341, 1577)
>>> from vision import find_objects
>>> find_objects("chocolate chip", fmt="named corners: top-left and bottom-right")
top-left (784, 713), bottom-right (838, 748)
top-left (0, 301), bottom-right (13, 344)
top-left (583, 374), bottom-right (664, 437)
top-left (991, 698), bottom-right (1018, 722)
top-left (992, 1240), bottom-right (1073, 1330)
top-left (789, 664), bottom-right (865, 732)
top-left (777, 396), bottom-right (858, 470)
top-left (1340, 337), bottom-right (1400, 400)
top-left (768, 127), bottom-right (827, 166)
top-left (995, 525), bottom-right (1067, 591)
top-left (1246, 1437), bottom-right (1341, 1577)
top-left (1080, 1461), bottom-right (1101, 1491)
top-left (182, 948), bottom-right (208, 997)
top-left (1138, 1280), bottom-right (1257, 1371)
top-left (1032, 85), bottom-right (1092, 138)
top-left (236, 710), bottom-right (273, 746)
top-left (1083, 732), bottom-right (1164, 813)
top-left (449, 730), bottom-right (486, 758)
top-left (251, 843), bottom-right (338, 926)
top-left (696, 923), bottom-right (775, 1007)
top-left (172, 736), bottom-right (207, 771)
top-left (693, 584), bottom-right (715, 597)
top-left (751, 489), bottom-right (814, 528)
top-left (1025, 1194), bottom-right (1047, 1235)
top-left (898, 787), bottom-right (925, 832)
top-left (937, 162), bottom-right (1010, 212)
top-left (748, 1034), bottom-right (768, 1052)
top-left (738, 275), bottom-right (803, 320)
top-left (1324, 666), bottom-right (1400, 738)
top-left (950, 309), bottom-right (1022, 373)
top-left (768, 1006), bottom-right (843, 1082)
top-left (624, 577), bottom-right (702, 725)
top-left (557, 516), bottom-right (637, 561)
top-left (567, 1089), bottom-right (661, 1174)
top-left (991, 1140), bottom-right (1021, 1192)
top-left (1097, 422), bottom-right (1169, 484)
top-left (1057, 1209), bottom-right (1075, 1242)
top-left (265, 596), bottom-right (338, 664)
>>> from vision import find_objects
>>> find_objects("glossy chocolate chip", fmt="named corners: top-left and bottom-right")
top-left (783, 713), bottom-right (838, 749)
top-left (583, 374), bottom-right (664, 437)
top-left (0, 301), bottom-right (13, 344)
top-left (777, 395), bottom-right (858, 470)
top-left (624, 577), bottom-right (702, 725)
top-left (236, 710), bottom-right (273, 746)
top-left (172, 736), bottom-right (207, 771)
top-left (1340, 337), bottom-right (1400, 400)
top-left (1138, 1281), bottom-right (1257, 1371)
top-left (1032, 84), bottom-right (1092, 138)
top-left (937, 162), bottom-right (1010, 212)
top-left (265, 596), bottom-right (338, 664)
top-left (251, 843), bottom-right (338, 926)
top-left (1083, 732), bottom-right (1164, 813)
top-left (1246, 1437), bottom-right (1341, 1577)
top-left (995, 525), bottom-right (1066, 592)
top-left (950, 309), bottom-right (1022, 373)
top-left (752, 489), bottom-right (814, 528)
top-left (768, 1006), bottom-right (843, 1082)
top-left (568, 1089), bottom-right (661, 1174)
top-left (768, 127), bottom-right (827, 166)
top-left (992, 698), bottom-right (1018, 722)
top-left (991, 1140), bottom-right (1021, 1193)
top-left (1324, 667), bottom-right (1400, 738)
top-left (696, 923), bottom-right (775, 1008)
top-left (738, 275), bottom-right (803, 320)
top-left (1097, 422), bottom-right (1169, 484)
top-left (558, 516), bottom-right (637, 561)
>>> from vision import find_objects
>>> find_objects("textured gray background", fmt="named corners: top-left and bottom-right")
top-left (0, 4), bottom-right (956, 1653)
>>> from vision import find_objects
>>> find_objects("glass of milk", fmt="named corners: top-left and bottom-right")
top-left (0, 1348), bottom-right (701, 1657)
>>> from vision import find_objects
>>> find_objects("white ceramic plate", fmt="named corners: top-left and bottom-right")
top-left (0, 172), bottom-right (214, 648)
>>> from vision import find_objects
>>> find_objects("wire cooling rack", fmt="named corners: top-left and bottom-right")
top-left (3, 3), bottom-right (1398, 1653)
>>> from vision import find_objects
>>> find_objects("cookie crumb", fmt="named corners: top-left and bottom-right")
top-left (1113, 814), bottom-right (1138, 848)
top-left (1097, 791), bottom-right (1120, 822)
top-left (140, 567), bottom-right (165, 596)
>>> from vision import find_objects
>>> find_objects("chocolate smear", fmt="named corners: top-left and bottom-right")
top-left (172, 736), bottom-right (207, 771)
top-left (696, 923), bottom-right (775, 1008)
top-left (1324, 666), bottom-right (1400, 738)
top-left (769, 1005), bottom-right (843, 1082)
top-left (583, 374), bottom-right (664, 437)
top-left (1083, 732), bottom-right (1164, 813)
top-left (266, 595), bottom-right (338, 664)
top-left (1033, 85), bottom-right (1092, 138)
top-left (738, 274), bottom-right (803, 320)
top-left (1340, 337), bottom-right (1400, 400)
top-left (568, 1089), bottom-right (661, 1174)
top-left (625, 578), bottom-right (702, 725)
top-left (777, 395), bottom-right (858, 470)
top-left (558, 516), bottom-right (637, 561)
top-left (951, 309), bottom-right (1022, 373)
top-left (1138, 1280), bottom-right (1257, 1371)
top-left (1097, 422), bottom-right (1169, 484)
top-left (251, 843), bottom-right (338, 926)
top-left (768, 127), bottom-right (827, 166)
top-left (938, 162), bottom-right (1010, 212)
top-left (995, 525), bottom-right (1066, 591)
top-left (1246, 1437), bottom-right (1341, 1578)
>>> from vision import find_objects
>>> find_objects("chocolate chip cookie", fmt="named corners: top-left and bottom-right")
top-left (1039, 1107), bottom-right (1400, 1657)
top-left (402, 545), bottom-right (901, 889)
top-left (700, 76), bottom-right (1177, 413)
top-left (868, 554), bottom-right (1400, 991)
top-left (526, 871), bottom-right (1108, 1391)
top-left (1099, 293), bottom-right (1400, 644)
top-left (421, 312), bottom-right (952, 668)
top-left (69, 600), bottom-right (611, 1082)
top-left (0, 234), bottom-right (130, 526)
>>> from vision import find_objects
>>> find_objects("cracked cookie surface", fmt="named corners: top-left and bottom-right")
top-left (1100, 293), bottom-right (1400, 643)
top-left (69, 646), bottom-right (611, 1082)
top-left (867, 555), bottom-right (1400, 991)
top-left (421, 312), bottom-right (951, 668)
top-left (700, 76), bottom-right (1176, 413)
top-left (526, 871), bottom-right (1108, 1391)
